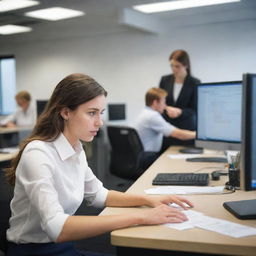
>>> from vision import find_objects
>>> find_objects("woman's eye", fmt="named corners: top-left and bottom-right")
top-left (88, 112), bottom-right (96, 116)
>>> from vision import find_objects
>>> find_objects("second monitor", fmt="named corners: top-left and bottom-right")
top-left (195, 81), bottom-right (242, 151)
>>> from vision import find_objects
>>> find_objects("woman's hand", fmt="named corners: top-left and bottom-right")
top-left (165, 106), bottom-right (182, 119)
top-left (6, 121), bottom-right (16, 127)
top-left (137, 204), bottom-right (188, 225)
top-left (145, 195), bottom-right (194, 210)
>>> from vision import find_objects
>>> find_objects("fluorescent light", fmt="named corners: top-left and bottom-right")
top-left (0, 0), bottom-right (39, 12)
top-left (0, 25), bottom-right (32, 35)
top-left (133, 0), bottom-right (240, 13)
top-left (25, 7), bottom-right (85, 21)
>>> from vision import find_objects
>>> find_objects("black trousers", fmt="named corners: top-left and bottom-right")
top-left (7, 242), bottom-right (110, 256)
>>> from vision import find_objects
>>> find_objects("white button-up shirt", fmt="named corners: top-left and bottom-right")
top-left (134, 107), bottom-right (175, 152)
top-left (0, 103), bottom-right (36, 127)
top-left (173, 82), bottom-right (183, 103)
top-left (7, 133), bottom-right (108, 243)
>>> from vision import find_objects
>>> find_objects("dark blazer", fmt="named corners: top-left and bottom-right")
top-left (159, 74), bottom-right (201, 131)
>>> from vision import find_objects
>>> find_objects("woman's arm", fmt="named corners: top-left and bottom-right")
top-left (0, 113), bottom-right (16, 127)
top-left (57, 191), bottom-right (193, 243)
top-left (57, 204), bottom-right (187, 243)
top-left (165, 106), bottom-right (182, 119)
top-left (105, 190), bottom-right (193, 209)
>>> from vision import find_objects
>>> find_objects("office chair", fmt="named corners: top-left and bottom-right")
top-left (107, 126), bottom-right (158, 180)
top-left (0, 169), bottom-right (13, 255)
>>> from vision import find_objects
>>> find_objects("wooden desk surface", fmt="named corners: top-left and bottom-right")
top-left (0, 126), bottom-right (33, 134)
top-left (0, 152), bottom-right (17, 163)
top-left (102, 147), bottom-right (256, 256)
top-left (0, 126), bottom-right (30, 163)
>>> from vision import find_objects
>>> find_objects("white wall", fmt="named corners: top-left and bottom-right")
top-left (1, 19), bottom-right (256, 124)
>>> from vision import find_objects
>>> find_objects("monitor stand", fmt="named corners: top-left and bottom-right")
top-left (179, 147), bottom-right (203, 154)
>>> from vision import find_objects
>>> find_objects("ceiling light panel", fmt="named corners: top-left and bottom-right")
top-left (25, 7), bottom-right (85, 21)
top-left (0, 25), bottom-right (32, 35)
top-left (0, 0), bottom-right (39, 12)
top-left (133, 0), bottom-right (240, 13)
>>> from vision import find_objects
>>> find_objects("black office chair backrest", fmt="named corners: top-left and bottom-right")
top-left (0, 170), bottom-right (13, 253)
top-left (107, 126), bottom-right (144, 180)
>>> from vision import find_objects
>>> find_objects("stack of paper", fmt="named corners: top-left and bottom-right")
top-left (168, 154), bottom-right (203, 159)
top-left (145, 186), bottom-right (225, 195)
top-left (164, 206), bottom-right (256, 238)
top-left (0, 147), bottom-right (19, 154)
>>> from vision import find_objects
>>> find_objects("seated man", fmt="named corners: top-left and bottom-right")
top-left (134, 87), bottom-right (195, 158)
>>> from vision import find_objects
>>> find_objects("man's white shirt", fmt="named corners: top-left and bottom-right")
top-left (134, 107), bottom-right (175, 152)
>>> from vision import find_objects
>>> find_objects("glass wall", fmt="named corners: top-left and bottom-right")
top-left (0, 56), bottom-right (16, 115)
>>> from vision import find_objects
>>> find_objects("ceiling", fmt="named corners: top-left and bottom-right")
top-left (0, 0), bottom-right (255, 43)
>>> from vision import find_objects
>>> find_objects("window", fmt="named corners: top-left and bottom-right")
top-left (0, 56), bottom-right (16, 115)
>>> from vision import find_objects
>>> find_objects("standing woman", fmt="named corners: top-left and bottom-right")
top-left (159, 50), bottom-right (200, 149)
top-left (5, 73), bottom-right (193, 256)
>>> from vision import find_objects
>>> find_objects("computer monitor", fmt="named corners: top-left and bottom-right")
top-left (36, 100), bottom-right (48, 118)
top-left (108, 104), bottom-right (126, 121)
top-left (240, 74), bottom-right (256, 191)
top-left (0, 132), bottom-right (19, 149)
top-left (195, 81), bottom-right (242, 151)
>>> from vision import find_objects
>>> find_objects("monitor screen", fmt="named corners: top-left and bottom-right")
top-left (36, 100), bottom-right (48, 118)
top-left (195, 81), bottom-right (242, 151)
top-left (108, 104), bottom-right (126, 121)
top-left (0, 132), bottom-right (19, 149)
top-left (240, 74), bottom-right (256, 191)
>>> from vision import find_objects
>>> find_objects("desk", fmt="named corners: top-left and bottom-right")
top-left (0, 152), bottom-right (17, 163)
top-left (101, 147), bottom-right (256, 256)
top-left (0, 151), bottom-right (17, 169)
top-left (0, 126), bottom-right (31, 167)
top-left (0, 126), bottom-right (33, 134)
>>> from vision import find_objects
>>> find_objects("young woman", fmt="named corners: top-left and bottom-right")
top-left (159, 50), bottom-right (201, 149)
top-left (0, 91), bottom-right (36, 127)
top-left (6, 73), bottom-right (193, 256)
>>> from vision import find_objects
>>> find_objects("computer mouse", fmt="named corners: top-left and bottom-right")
top-left (211, 171), bottom-right (221, 180)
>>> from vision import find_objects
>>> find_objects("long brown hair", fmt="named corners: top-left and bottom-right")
top-left (5, 73), bottom-right (107, 186)
top-left (169, 49), bottom-right (191, 76)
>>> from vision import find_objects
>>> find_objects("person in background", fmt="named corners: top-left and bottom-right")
top-left (134, 87), bottom-right (195, 166)
top-left (5, 74), bottom-right (193, 256)
top-left (159, 49), bottom-right (200, 149)
top-left (0, 91), bottom-right (36, 127)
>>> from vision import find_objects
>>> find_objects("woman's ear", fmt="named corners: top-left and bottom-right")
top-left (60, 107), bottom-right (70, 121)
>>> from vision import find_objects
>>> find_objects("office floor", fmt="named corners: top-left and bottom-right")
top-left (74, 171), bottom-right (134, 256)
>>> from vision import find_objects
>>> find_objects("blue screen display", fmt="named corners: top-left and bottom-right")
top-left (251, 76), bottom-right (256, 188)
top-left (197, 82), bottom-right (242, 143)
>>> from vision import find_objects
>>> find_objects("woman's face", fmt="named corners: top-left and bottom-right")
top-left (16, 98), bottom-right (29, 111)
top-left (62, 95), bottom-right (106, 145)
top-left (170, 59), bottom-right (187, 77)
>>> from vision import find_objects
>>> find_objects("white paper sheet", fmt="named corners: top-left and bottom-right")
top-left (0, 147), bottom-right (19, 153)
top-left (145, 186), bottom-right (225, 195)
top-left (168, 154), bottom-right (203, 159)
top-left (163, 206), bottom-right (256, 238)
top-left (164, 210), bottom-right (204, 230)
top-left (195, 217), bottom-right (256, 238)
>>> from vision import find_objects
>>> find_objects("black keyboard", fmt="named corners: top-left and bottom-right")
top-left (186, 157), bottom-right (227, 163)
top-left (152, 173), bottom-right (209, 186)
